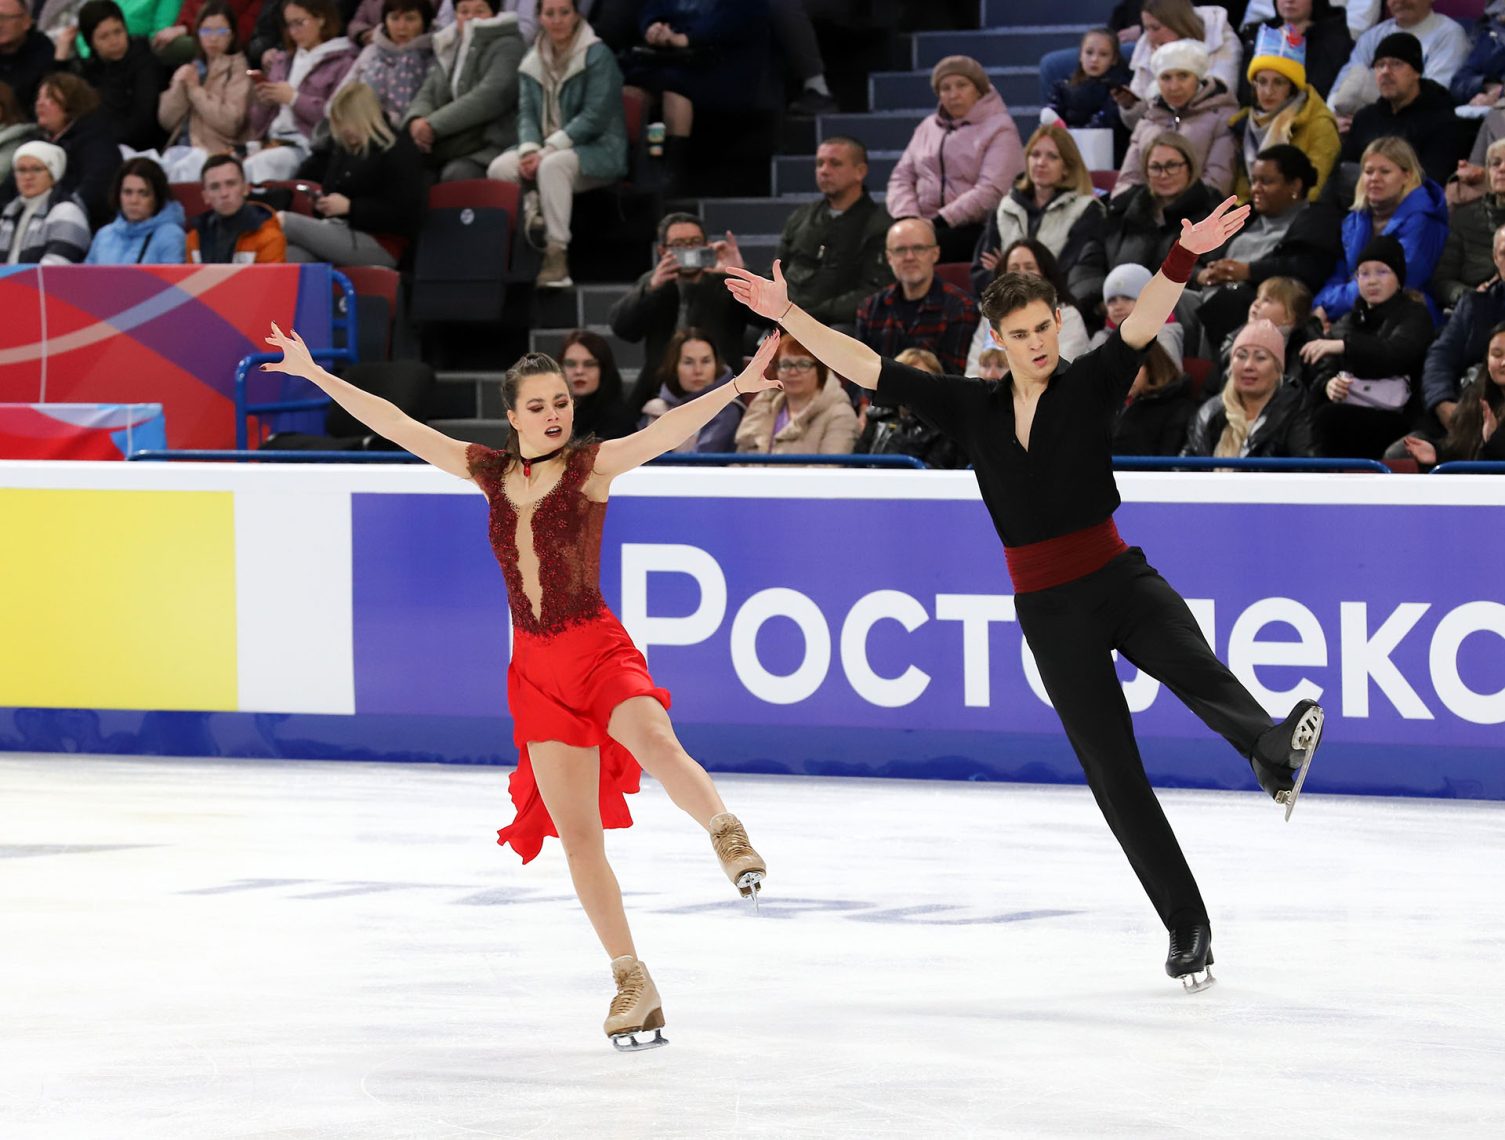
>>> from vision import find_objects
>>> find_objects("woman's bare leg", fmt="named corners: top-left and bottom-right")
top-left (529, 741), bottom-right (634, 958)
top-left (607, 697), bottom-right (725, 830)
top-left (662, 91), bottom-right (694, 137)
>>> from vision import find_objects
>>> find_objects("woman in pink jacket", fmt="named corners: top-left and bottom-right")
top-left (244, 0), bottom-right (358, 182)
top-left (1114, 38), bottom-right (1238, 199)
top-left (886, 54), bottom-right (1024, 263)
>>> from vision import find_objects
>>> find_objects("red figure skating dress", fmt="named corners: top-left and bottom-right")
top-left (468, 442), bottom-right (670, 862)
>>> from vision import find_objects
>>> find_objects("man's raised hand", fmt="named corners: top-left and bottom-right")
top-left (1180, 195), bottom-right (1252, 256)
top-left (725, 259), bottom-right (791, 323)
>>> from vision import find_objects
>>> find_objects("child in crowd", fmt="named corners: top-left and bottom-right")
top-left (1216, 275), bottom-right (1316, 391)
top-left (976, 347), bottom-right (1008, 381)
top-left (1043, 27), bottom-right (1132, 162)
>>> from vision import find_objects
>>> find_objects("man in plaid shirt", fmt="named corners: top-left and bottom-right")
top-left (855, 217), bottom-right (980, 375)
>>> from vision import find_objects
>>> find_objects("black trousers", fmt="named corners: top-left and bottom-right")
top-left (1014, 548), bottom-right (1275, 931)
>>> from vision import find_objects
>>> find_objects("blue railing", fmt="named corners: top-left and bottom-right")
top-left (1111, 455), bottom-right (1391, 473)
top-left (233, 269), bottom-right (358, 450)
top-left (648, 452), bottom-right (929, 469)
top-left (1431, 461), bottom-right (1505, 474)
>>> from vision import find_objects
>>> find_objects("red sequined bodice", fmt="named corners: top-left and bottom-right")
top-left (468, 442), bottom-right (609, 637)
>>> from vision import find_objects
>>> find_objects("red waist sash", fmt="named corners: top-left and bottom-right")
top-left (1003, 517), bottom-right (1128, 594)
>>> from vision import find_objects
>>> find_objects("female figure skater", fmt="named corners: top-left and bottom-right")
top-left (262, 323), bottom-right (780, 1050)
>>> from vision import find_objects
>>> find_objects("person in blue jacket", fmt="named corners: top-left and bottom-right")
top-left (1313, 135), bottom-right (1446, 325)
top-left (84, 155), bottom-right (186, 263)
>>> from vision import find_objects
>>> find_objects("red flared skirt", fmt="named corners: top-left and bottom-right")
top-left (497, 608), bottom-right (670, 863)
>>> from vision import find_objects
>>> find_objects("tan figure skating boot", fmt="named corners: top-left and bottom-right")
top-left (604, 955), bottom-right (667, 1052)
top-left (709, 812), bottom-right (765, 908)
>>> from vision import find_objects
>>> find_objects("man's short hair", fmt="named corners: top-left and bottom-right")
top-left (820, 135), bottom-right (868, 166)
top-left (1255, 144), bottom-right (1317, 196)
top-left (656, 210), bottom-right (705, 245)
top-left (980, 271), bottom-right (1058, 326)
top-left (201, 153), bottom-right (245, 182)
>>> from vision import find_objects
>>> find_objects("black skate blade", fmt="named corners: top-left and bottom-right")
top-left (1178, 967), bottom-right (1216, 994)
top-left (1277, 706), bottom-right (1324, 821)
top-left (611, 1028), bottom-right (669, 1052)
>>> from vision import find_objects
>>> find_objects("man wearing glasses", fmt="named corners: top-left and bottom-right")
top-left (0, 0), bottom-right (56, 111)
top-left (854, 216), bottom-right (978, 374)
top-left (610, 209), bottom-right (748, 415)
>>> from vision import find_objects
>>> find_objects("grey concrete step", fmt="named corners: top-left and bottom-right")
top-left (775, 151), bottom-right (901, 195)
top-left (871, 67), bottom-right (1038, 113)
top-left (818, 110), bottom-right (931, 153)
top-left (981, 0), bottom-right (1114, 27)
top-left (531, 326), bottom-right (645, 371)
top-left (427, 419), bottom-right (512, 448)
top-left (435, 370), bottom-right (506, 419)
top-left (701, 196), bottom-right (817, 236)
top-left (580, 283), bottom-right (632, 326)
top-left (912, 26), bottom-right (1096, 69)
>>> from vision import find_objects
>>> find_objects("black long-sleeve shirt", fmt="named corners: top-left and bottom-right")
top-left (875, 329), bottom-right (1147, 547)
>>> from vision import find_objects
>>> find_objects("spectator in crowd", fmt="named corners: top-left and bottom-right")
top-left (1183, 318), bottom-right (1316, 456)
top-left (0, 81), bottom-right (42, 186)
top-left (0, 138), bottom-right (89, 262)
top-left (156, 0), bottom-right (250, 182)
top-left (1315, 134), bottom-right (1446, 323)
top-left (1300, 233), bottom-right (1431, 457)
top-left (975, 346), bottom-right (1008, 380)
top-left (971, 122), bottom-right (1107, 306)
top-left (487, 0), bottom-right (626, 289)
top-left (1339, 31), bottom-right (1468, 187)
top-left (1419, 222), bottom-right (1505, 438)
top-left (404, 0), bottom-right (523, 181)
top-left (85, 153), bottom-right (184, 261)
top-left (1231, 23), bottom-right (1339, 201)
top-left (1236, 0), bottom-right (1353, 101)
top-left (734, 332), bottom-right (859, 455)
top-left (245, 0), bottom-right (358, 182)
top-left (26, 73), bottom-right (119, 226)
top-left (282, 81), bottom-right (422, 267)
top-left (967, 239), bottom-right (1090, 374)
top-left (73, 1), bottom-right (163, 152)
top-left (1115, 0), bottom-right (1245, 127)
top-left (638, 327), bottom-right (744, 453)
top-left (1329, 0), bottom-right (1469, 121)
top-left (610, 210), bottom-right (748, 414)
top-left (349, 0), bottom-right (386, 46)
top-left (339, 0), bottom-right (436, 129)
top-left (1242, 0), bottom-right (1381, 40)
top-left (1101, 131), bottom-right (1217, 274)
top-left (856, 346), bottom-right (967, 469)
top-left (1449, 0), bottom-right (1505, 105)
top-left (0, 0), bottom-right (57, 112)
top-left (620, 0), bottom-right (770, 193)
top-left (1088, 261), bottom-right (1188, 364)
top-left (1114, 38), bottom-right (1239, 198)
top-left (1041, 27), bottom-right (1132, 163)
top-left (558, 328), bottom-right (633, 439)
top-left (1112, 338), bottom-right (1198, 455)
top-left (1214, 274), bottom-right (1318, 391)
top-left (434, 0), bottom-right (538, 41)
top-left (886, 54), bottom-right (1023, 263)
top-left (1433, 137), bottom-right (1505, 307)
top-left (1401, 318), bottom-right (1505, 467)
top-left (150, 0), bottom-right (260, 68)
top-left (855, 216), bottom-right (979, 375)
top-left (775, 135), bottom-right (892, 332)
top-left (1194, 144), bottom-right (1342, 353)
top-left (185, 151), bottom-right (285, 261)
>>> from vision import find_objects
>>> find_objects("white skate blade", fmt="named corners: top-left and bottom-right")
top-left (736, 870), bottom-right (764, 912)
top-left (1277, 706), bottom-right (1325, 821)
top-left (1178, 967), bottom-right (1216, 994)
top-left (611, 1028), bottom-right (669, 1052)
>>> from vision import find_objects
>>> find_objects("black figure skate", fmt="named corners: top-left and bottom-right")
top-left (1166, 924), bottom-right (1215, 993)
top-left (1251, 698), bottom-right (1325, 820)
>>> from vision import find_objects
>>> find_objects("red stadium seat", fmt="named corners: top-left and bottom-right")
top-left (934, 262), bottom-right (975, 296)
top-left (338, 265), bottom-right (402, 359)
top-left (1383, 457), bottom-right (1421, 474)
top-left (1091, 169), bottom-right (1118, 195)
top-left (1183, 356), bottom-right (1212, 398)
top-left (170, 181), bottom-right (208, 220)
top-left (412, 180), bottom-right (526, 320)
top-left (256, 179), bottom-right (321, 216)
top-left (622, 87), bottom-right (645, 149)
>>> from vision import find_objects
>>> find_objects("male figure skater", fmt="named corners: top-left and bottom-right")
top-left (726, 197), bottom-right (1323, 991)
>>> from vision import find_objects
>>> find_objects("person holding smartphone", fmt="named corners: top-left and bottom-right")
top-left (608, 209), bottom-right (748, 416)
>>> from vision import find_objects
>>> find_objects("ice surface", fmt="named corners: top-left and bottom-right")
top-left (1, 754), bottom-right (1501, 1139)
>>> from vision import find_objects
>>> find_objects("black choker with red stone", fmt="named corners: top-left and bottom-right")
top-left (520, 445), bottom-right (566, 477)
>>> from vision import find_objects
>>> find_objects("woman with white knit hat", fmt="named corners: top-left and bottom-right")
top-left (0, 140), bottom-right (92, 265)
top-left (1114, 37), bottom-right (1239, 198)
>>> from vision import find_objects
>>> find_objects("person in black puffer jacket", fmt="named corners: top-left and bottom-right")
top-left (1113, 338), bottom-right (1197, 456)
top-left (857, 347), bottom-right (967, 469)
top-left (1098, 131), bottom-right (1217, 273)
top-left (1184, 318), bottom-right (1316, 458)
top-left (74, 1), bottom-right (164, 153)
top-left (1299, 234), bottom-right (1432, 459)
top-left (283, 80), bottom-right (424, 266)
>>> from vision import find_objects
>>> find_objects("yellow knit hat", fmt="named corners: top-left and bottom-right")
top-left (1246, 24), bottom-right (1307, 90)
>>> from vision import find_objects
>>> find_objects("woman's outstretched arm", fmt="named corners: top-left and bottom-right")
top-left (261, 323), bottom-right (473, 480)
top-left (592, 331), bottom-right (784, 478)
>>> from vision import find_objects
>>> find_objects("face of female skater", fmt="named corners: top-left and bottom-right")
top-left (676, 338), bottom-right (719, 394)
top-left (507, 373), bottom-right (574, 453)
top-left (993, 299), bottom-right (1062, 382)
top-left (1230, 344), bottom-right (1281, 402)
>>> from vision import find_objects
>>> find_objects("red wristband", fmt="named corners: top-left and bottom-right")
top-left (1161, 241), bottom-right (1197, 284)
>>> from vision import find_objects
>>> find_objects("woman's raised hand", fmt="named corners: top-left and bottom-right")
top-left (261, 322), bottom-right (317, 378)
top-left (724, 260), bottom-right (791, 323)
top-left (736, 331), bottom-right (784, 395)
